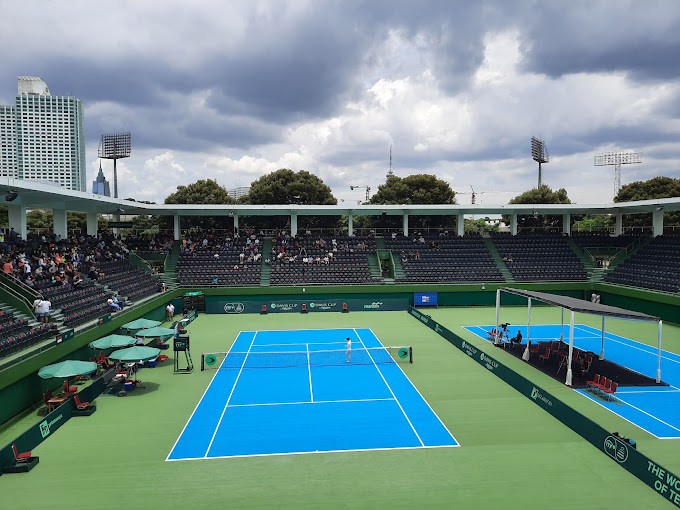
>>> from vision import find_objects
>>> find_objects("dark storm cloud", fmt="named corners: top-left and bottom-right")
top-left (519, 2), bottom-right (680, 81)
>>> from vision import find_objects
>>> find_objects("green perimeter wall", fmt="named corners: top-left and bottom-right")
top-left (0, 282), bottom-right (676, 426)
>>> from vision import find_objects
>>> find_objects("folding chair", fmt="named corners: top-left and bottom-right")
top-left (74, 395), bottom-right (90, 410)
top-left (12, 444), bottom-right (31, 463)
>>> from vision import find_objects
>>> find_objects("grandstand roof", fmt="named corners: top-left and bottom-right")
top-left (2, 178), bottom-right (680, 217)
top-left (500, 288), bottom-right (660, 322)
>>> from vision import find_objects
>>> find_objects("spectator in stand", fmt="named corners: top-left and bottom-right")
top-left (38, 298), bottom-right (51, 324)
top-left (2, 256), bottom-right (13, 275)
top-left (107, 297), bottom-right (121, 312)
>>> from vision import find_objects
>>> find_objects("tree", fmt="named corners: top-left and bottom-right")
top-left (503, 185), bottom-right (572, 231)
top-left (164, 179), bottom-right (235, 231)
top-left (241, 169), bottom-right (338, 231)
top-left (362, 174), bottom-right (457, 230)
top-left (614, 176), bottom-right (680, 228)
top-left (464, 217), bottom-right (501, 234)
top-left (165, 179), bottom-right (234, 205)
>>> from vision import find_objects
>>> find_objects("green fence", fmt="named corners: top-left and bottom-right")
top-left (407, 306), bottom-right (680, 508)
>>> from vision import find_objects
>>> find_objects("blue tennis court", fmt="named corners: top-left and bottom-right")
top-left (464, 323), bottom-right (680, 439)
top-left (167, 328), bottom-right (457, 460)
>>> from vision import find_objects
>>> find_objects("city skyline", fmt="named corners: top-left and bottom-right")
top-left (0, 1), bottom-right (678, 205)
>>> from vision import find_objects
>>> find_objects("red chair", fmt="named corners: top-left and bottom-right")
top-left (74, 395), bottom-right (90, 409)
top-left (529, 342), bottom-right (540, 357)
top-left (157, 355), bottom-right (169, 363)
top-left (43, 388), bottom-right (53, 408)
top-left (12, 444), bottom-right (31, 463)
top-left (116, 365), bottom-right (129, 377)
top-left (586, 374), bottom-right (600, 391)
top-left (539, 346), bottom-right (552, 364)
top-left (603, 381), bottom-right (618, 401)
top-left (64, 379), bottom-right (77, 394)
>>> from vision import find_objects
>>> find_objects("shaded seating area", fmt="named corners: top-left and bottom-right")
top-left (492, 233), bottom-right (586, 281)
top-left (495, 287), bottom-right (665, 389)
top-left (604, 234), bottom-right (680, 293)
top-left (269, 235), bottom-right (378, 286)
top-left (386, 234), bottom-right (504, 283)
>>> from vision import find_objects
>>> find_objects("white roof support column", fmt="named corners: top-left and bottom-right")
top-left (8, 204), bottom-right (27, 240)
top-left (615, 213), bottom-right (623, 236)
top-left (566, 311), bottom-right (575, 386)
top-left (173, 214), bottom-right (181, 241)
top-left (53, 208), bottom-right (67, 239)
top-left (562, 213), bottom-right (571, 236)
top-left (232, 213), bottom-right (239, 236)
top-left (291, 213), bottom-right (298, 238)
top-left (402, 214), bottom-right (409, 237)
top-left (348, 214), bottom-right (353, 236)
top-left (510, 214), bottom-right (518, 236)
top-left (653, 209), bottom-right (664, 237)
top-left (86, 212), bottom-right (98, 236)
top-left (456, 213), bottom-right (464, 237)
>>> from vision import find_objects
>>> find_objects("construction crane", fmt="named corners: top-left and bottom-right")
top-left (454, 187), bottom-right (520, 205)
top-left (350, 185), bottom-right (371, 202)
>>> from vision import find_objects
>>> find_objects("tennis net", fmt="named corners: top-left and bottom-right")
top-left (201, 345), bottom-right (412, 370)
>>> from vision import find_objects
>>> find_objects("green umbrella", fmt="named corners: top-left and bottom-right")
top-left (122, 318), bottom-right (161, 331)
top-left (38, 360), bottom-right (98, 379)
top-left (109, 346), bottom-right (161, 363)
top-left (134, 327), bottom-right (175, 338)
top-left (89, 334), bottom-right (137, 350)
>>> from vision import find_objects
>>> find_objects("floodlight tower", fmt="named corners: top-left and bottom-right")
top-left (594, 150), bottom-right (642, 196)
top-left (98, 133), bottom-right (131, 198)
top-left (531, 137), bottom-right (549, 188)
top-left (350, 185), bottom-right (371, 202)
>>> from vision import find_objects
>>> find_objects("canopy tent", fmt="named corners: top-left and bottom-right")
top-left (133, 327), bottom-right (175, 338)
top-left (494, 287), bottom-right (662, 386)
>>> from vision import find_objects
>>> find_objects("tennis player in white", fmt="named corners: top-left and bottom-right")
top-left (346, 337), bottom-right (351, 363)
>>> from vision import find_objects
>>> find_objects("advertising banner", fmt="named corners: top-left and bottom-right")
top-left (207, 297), bottom-right (409, 315)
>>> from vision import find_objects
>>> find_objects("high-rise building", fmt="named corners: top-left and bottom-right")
top-left (0, 76), bottom-right (86, 191)
top-left (227, 186), bottom-right (250, 200)
top-left (92, 160), bottom-right (111, 196)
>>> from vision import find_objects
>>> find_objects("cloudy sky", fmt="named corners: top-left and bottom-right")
top-left (1, 0), bottom-right (678, 206)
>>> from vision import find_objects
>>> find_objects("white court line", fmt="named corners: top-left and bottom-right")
top-left (574, 325), bottom-right (680, 366)
top-left (613, 394), bottom-right (680, 434)
top-left (255, 341), bottom-right (347, 347)
top-left (355, 328), bottom-right (424, 447)
top-left (367, 327), bottom-right (460, 446)
top-left (616, 389), bottom-right (680, 394)
top-left (165, 330), bottom-right (249, 462)
top-left (307, 343), bottom-right (313, 402)
top-left (227, 398), bottom-right (396, 408)
top-left (169, 443), bottom-right (457, 462)
top-left (204, 332), bottom-right (257, 458)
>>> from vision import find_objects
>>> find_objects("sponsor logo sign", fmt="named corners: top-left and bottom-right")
top-left (604, 435), bottom-right (629, 463)
top-left (223, 303), bottom-right (245, 313)
top-left (363, 301), bottom-right (384, 309)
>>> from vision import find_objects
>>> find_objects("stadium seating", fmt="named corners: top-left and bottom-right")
top-left (492, 233), bottom-right (587, 281)
top-left (386, 234), bottom-right (504, 283)
top-left (604, 234), bottom-right (680, 293)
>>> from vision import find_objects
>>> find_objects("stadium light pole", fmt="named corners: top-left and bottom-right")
top-left (98, 133), bottom-right (132, 198)
top-left (531, 137), bottom-right (549, 188)
top-left (594, 150), bottom-right (642, 196)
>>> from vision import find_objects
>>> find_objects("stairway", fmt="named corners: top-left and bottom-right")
top-left (160, 243), bottom-right (181, 290)
top-left (260, 239), bottom-right (273, 286)
top-left (483, 238), bottom-right (514, 283)
top-left (367, 253), bottom-right (382, 279)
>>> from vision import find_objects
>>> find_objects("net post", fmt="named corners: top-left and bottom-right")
top-left (200, 353), bottom-right (204, 371)
top-left (409, 346), bottom-right (413, 364)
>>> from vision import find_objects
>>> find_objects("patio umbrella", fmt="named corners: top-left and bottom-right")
top-left (109, 346), bottom-right (161, 363)
top-left (122, 318), bottom-right (161, 331)
top-left (89, 334), bottom-right (138, 350)
top-left (134, 327), bottom-right (175, 338)
top-left (38, 360), bottom-right (98, 379)
top-left (38, 360), bottom-right (98, 391)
